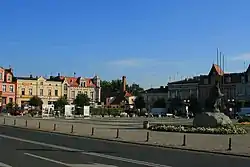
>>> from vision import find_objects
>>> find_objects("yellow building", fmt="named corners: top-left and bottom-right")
top-left (16, 75), bottom-right (63, 107)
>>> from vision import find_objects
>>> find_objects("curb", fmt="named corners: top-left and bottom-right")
top-left (1, 124), bottom-right (250, 159)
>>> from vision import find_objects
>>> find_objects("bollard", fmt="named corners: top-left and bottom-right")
top-left (146, 131), bottom-right (150, 142)
top-left (91, 127), bottom-right (95, 136)
top-left (71, 125), bottom-right (74, 133)
top-left (3, 118), bottom-right (5, 124)
top-left (25, 120), bottom-right (27, 127)
top-left (182, 134), bottom-right (186, 146)
top-left (228, 137), bottom-right (232, 151)
top-left (53, 124), bottom-right (56, 131)
top-left (14, 119), bottom-right (16, 126)
top-left (38, 122), bottom-right (41, 129)
top-left (143, 121), bottom-right (150, 129)
top-left (116, 128), bottom-right (120, 138)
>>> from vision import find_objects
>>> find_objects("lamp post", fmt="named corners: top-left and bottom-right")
top-left (183, 99), bottom-right (190, 119)
top-left (227, 98), bottom-right (235, 118)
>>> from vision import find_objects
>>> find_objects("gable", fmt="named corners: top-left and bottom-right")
top-left (209, 64), bottom-right (224, 76)
top-left (37, 76), bottom-right (46, 81)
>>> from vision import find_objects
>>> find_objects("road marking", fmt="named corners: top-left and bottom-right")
top-left (25, 153), bottom-right (117, 167)
top-left (0, 134), bottom-right (172, 167)
top-left (0, 162), bottom-right (12, 167)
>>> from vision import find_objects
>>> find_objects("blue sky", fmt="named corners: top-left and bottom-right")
top-left (1, 0), bottom-right (250, 88)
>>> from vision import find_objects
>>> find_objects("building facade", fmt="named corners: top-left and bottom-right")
top-left (168, 78), bottom-right (199, 100)
top-left (142, 86), bottom-right (168, 110)
top-left (198, 64), bottom-right (239, 106)
top-left (59, 75), bottom-right (101, 104)
top-left (15, 74), bottom-right (101, 107)
top-left (15, 75), bottom-right (63, 107)
top-left (0, 67), bottom-right (16, 106)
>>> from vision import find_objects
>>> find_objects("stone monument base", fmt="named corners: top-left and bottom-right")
top-left (193, 112), bottom-right (233, 128)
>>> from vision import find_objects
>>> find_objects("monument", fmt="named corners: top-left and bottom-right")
top-left (193, 81), bottom-right (233, 128)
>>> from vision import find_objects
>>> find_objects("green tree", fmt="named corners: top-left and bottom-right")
top-left (127, 83), bottom-right (144, 96)
top-left (73, 93), bottom-right (90, 107)
top-left (134, 96), bottom-right (145, 110)
top-left (29, 96), bottom-right (43, 107)
top-left (55, 96), bottom-right (69, 114)
top-left (189, 96), bottom-right (201, 115)
top-left (153, 98), bottom-right (166, 108)
top-left (6, 102), bottom-right (14, 112)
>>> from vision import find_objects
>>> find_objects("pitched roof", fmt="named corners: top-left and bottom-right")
top-left (168, 77), bottom-right (200, 85)
top-left (144, 86), bottom-right (168, 93)
top-left (15, 76), bottom-right (38, 80)
top-left (209, 64), bottom-right (224, 76)
top-left (59, 76), bottom-right (97, 87)
top-left (110, 92), bottom-right (129, 105)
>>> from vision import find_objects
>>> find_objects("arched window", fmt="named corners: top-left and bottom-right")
top-left (64, 84), bottom-right (67, 90)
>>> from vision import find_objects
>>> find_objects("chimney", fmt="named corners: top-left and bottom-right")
top-left (58, 73), bottom-right (60, 77)
top-left (122, 76), bottom-right (126, 92)
top-left (30, 74), bottom-right (33, 78)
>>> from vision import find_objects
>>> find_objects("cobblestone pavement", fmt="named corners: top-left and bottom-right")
top-left (1, 116), bottom-right (250, 157)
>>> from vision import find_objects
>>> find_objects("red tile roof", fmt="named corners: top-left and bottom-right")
top-left (211, 64), bottom-right (224, 76)
top-left (59, 76), bottom-right (96, 87)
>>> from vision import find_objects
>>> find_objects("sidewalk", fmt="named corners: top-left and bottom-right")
top-left (1, 116), bottom-right (250, 157)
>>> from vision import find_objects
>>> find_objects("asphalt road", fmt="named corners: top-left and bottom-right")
top-left (0, 126), bottom-right (250, 167)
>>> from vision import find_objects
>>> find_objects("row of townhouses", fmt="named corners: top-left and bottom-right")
top-left (143, 64), bottom-right (250, 108)
top-left (0, 67), bottom-right (101, 108)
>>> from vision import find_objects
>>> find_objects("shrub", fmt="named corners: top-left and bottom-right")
top-left (149, 124), bottom-right (247, 134)
top-left (238, 116), bottom-right (250, 123)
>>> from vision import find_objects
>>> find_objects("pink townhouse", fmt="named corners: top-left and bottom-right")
top-left (0, 67), bottom-right (15, 106)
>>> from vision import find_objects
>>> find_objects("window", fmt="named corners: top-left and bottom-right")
top-left (2, 85), bottom-right (6, 92)
top-left (242, 76), bottom-right (245, 83)
top-left (83, 82), bottom-right (86, 87)
top-left (71, 91), bottom-right (75, 98)
top-left (84, 91), bottom-right (87, 95)
top-left (10, 85), bottom-right (14, 92)
top-left (55, 90), bottom-right (58, 96)
top-left (0, 73), bottom-right (2, 80)
top-left (29, 88), bottom-right (32, 95)
top-left (48, 89), bottom-right (52, 96)
top-left (204, 78), bottom-right (208, 84)
top-left (9, 98), bottom-right (13, 103)
top-left (80, 82), bottom-right (83, 87)
top-left (90, 92), bottom-right (94, 100)
top-left (227, 77), bottom-right (231, 83)
top-left (64, 84), bottom-right (67, 90)
top-left (40, 82), bottom-right (43, 85)
top-left (2, 97), bottom-right (6, 105)
top-left (21, 88), bottom-right (25, 95)
top-left (40, 89), bottom-right (43, 96)
top-left (7, 75), bottom-right (11, 81)
top-left (78, 91), bottom-right (81, 95)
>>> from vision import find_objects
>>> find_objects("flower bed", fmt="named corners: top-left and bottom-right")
top-left (149, 124), bottom-right (247, 134)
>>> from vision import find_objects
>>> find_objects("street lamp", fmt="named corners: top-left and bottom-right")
top-left (227, 98), bottom-right (235, 118)
top-left (183, 99), bottom-right (190, 119)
